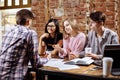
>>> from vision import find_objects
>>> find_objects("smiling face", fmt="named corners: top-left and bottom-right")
top-left (47, 22), bottom-right (56, 34)
top-left (89, 11), bottom-right (106, 32)
top-left (89, 20), bottom-right (102, 32)
top-left (63, 20), bottom-right (72, 34)
top-left (89, 20), bottom-right (97, 31)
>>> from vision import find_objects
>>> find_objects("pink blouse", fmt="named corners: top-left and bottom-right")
top-left (59, 32), bottom-right (86, 58)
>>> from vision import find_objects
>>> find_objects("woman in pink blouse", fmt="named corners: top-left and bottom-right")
top-left (53, 18), bottom-right (86, 60)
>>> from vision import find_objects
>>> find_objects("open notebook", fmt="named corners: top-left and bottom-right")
top-left (103, 44), bottom-right (120, 76)
top-left (64, 57), bottom-right (94, 66)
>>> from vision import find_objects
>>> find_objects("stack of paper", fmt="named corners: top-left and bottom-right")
top-left (44, 58), bottom-right (80, 70)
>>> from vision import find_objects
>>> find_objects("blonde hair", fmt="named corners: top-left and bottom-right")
top-left (62, 18), bottom-right (86, 39)
top-left (62, 18), bottom-right (79, 39)
top-left (79, 22), bottom-right (86, 32)
top-left (62, 18), bottom-right (80, 32)
top-left (68, 18), bottom-right (79, 31)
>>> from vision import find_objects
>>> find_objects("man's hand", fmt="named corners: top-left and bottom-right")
top-left (86, 53), bottom-right (98, 59)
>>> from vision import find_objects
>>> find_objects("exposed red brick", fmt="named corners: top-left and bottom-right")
top-left (93, 0), bottom-right (106, 2)
top-left (107, 7), bottom-right (115, 11)
top-left (108, 0), bottom-right (115, 2)
top-left (94, 2), bottom-right (106, 7)
top-left (106, 20), bottom-right (114, 25)
top-left (105, 11), bottom-right (115, 16)
top-left (64, 3), bottom-right (71, 8)
top-left (32, 1), bottom-right (39, 6)
top-left (95, 7), bottom-right (106, 12)
top-left (106, 2), bottom-right (115, 7)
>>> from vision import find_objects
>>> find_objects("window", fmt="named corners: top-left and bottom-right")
top-left (0, 0), bottom-right (31, 47)
top-left (0, 0), bottom-right (31, 9)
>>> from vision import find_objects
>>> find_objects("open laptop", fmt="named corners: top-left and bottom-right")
top-left (103, 44), bottom-right (120, 76)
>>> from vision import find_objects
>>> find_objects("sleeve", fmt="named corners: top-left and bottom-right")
top-left (28, 30), bottom-right (48, 68)
top-left (79, 31), bottom-right (92, 57)
top-left (58, 39), bottom-right (69, 58)
top-left (86, 31), bottom-right (92, 47)
top-left (55, 32), bottom-right (63, 43)
top-left (71, 33), bottom-right (86, 57)
top-left (57, 33), bottom-right (63, 40)
top-left (111, 32), bottom-right (119, 44)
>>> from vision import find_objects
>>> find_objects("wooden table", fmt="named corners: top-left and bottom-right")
top-left (37, 64), bottom-right (120, 80)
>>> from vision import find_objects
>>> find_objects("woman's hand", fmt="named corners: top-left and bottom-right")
top-left (68, 50), bottom-right (77, 60)
top-left (42, 53), bottom-right (51, 60)
top-left (68, 53), bottom-right (77, 60)
top-left (52, 44), bottom-right (61, 51)
top-left (64, 34), bottom-right (70, 40)
top-left (52, 44), bottom-right (65, 56)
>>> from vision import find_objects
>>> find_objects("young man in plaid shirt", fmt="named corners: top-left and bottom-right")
top-left (0, 9), bottom-right (49, 80)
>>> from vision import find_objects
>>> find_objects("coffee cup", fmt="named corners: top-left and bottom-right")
top-left (102, 57), bottom-right (113, 77)
top-left (85, 47), bottom-right (92, 53)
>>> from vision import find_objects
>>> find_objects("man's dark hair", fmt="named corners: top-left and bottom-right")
top-left (45, 18), bottom-right (60, 33)
top-left (90, 11), bottom-right (106, 23)
top-left (16, 9), bottom-right (34, 25)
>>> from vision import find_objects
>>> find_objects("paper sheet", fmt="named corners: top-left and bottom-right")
top-left (44, 58), bottom-right (80, 70)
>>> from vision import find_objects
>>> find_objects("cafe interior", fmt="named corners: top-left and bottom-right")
top-left (0, 0), bottom-right (120, 80)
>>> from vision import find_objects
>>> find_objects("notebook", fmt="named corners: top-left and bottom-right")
top-left (103, 44), bottom-right (120, 76)
top-left (64, 57), bottom-right (94, 66)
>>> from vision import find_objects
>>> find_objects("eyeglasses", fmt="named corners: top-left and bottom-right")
top-left (47, 25), bottom-right (55, 27)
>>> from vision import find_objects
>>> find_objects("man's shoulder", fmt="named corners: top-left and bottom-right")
top-left (105, 28), bottom-right (117, 35)
top-left (9, 25), bottom-right (38, 38)
top-left (88, 30), bottom-right (95, 36)
top-left (18, 26), bottom-right (37, 34)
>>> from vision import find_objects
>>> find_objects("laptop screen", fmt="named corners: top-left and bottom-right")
top-left (103, 44), bottom-right (120, 69)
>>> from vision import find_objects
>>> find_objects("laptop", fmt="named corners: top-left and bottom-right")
top-left (103, 44), bottom-right (120, 76)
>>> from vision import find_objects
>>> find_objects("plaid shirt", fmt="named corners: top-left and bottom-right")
top-left (0, 25), bottom-right (48, 80)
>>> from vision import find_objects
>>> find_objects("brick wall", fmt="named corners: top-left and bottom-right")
top-left (31, 0), bottom-right (46, 38)
top-left (31, 0), bottom-right (120, 41)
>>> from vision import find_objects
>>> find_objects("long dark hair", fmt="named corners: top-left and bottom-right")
top-left (45, 18), bottom-right (60, 33)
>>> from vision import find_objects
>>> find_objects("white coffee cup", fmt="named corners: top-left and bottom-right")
top-left (85, 47), bottom-right (92, 53)
top-left (102, 57), bottom-right (113, 77)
